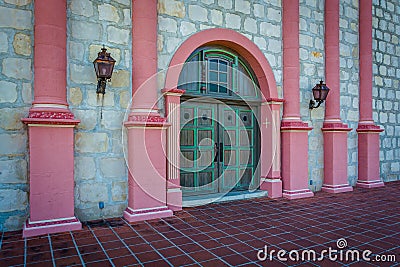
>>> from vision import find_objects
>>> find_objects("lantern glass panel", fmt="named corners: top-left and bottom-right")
top-left (320, 88), bottom-right (329, 101)
top-left (312, 88), bottom-right (321, 100)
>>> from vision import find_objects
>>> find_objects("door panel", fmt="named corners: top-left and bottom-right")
top-left (180, 101), bottom-right (258, 196)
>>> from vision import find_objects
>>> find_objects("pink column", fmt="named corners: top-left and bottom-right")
top-left (163, 89), bottom-right (185, 210)
top-left (356, 0), bottom-right (384, 188)
top-left (21, 0), bottom-right (81, 237)
top-left (281, 0), bottom-right (314, 199)
top-left (260, 99), bottom-right (284, 198)
top-left (123, 0), bottom-right (173, 222)
top-left (321, 0), bottom-right (353, 193)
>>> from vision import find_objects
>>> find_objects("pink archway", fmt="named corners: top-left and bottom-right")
top-left (163, 29), bottom-right (284, 210)
top-left (164, 28), bottom-right (279, 100)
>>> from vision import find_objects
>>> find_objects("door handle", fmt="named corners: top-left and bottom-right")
top-left (219, 142), bottom-right (223, 162)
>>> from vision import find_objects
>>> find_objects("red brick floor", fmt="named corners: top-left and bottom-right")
top-left (1, 181), bottom-right (399, 266)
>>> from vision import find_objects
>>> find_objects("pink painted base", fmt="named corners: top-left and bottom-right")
top-left (321, 184), bottom-right (353, 193)
top-left (123, 207), bottom-right (173, 222)
top-left (167, 188), bottom-right (183, 211)
top-left (356, 180), bottom-right (384, 188)
top-left (282, 189), bottom-right (314, 200)
top-left (260, 179), bottom-right (282, 198)
top-left (23, 217), bottom-right (82, 238)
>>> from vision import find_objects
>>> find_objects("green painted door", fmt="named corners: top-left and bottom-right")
top-left (180, 101), bottom-right (259, 196)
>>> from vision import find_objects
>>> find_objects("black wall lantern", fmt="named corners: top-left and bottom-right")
top-left (309, 80), bottom-right (330, 109)
top-left (93, 46), bottom-right (116, 95)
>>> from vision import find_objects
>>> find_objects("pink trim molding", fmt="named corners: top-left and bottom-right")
top-left (124, 207), bottom-right (173, 222)
top-left (23, 218), bottom-right (81, 238)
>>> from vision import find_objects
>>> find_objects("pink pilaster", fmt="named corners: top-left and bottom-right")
top-left (260, 99), bottom-right (284, 198)
top-left (123, 0), bottom-right (173, 222)
top-left (163, 89), bottom-right (185, 211)
top-left (21, 0), bottom-right (81, 237)
top-left (356, 0), bottom-right (384, 188)
top-left (281, 0), bottom-right (313, 199)
top-left (321, 0), bottom-right (353, 193)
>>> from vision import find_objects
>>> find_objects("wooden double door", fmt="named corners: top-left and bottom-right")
top-left (180, 101), bottom-right (260, 196)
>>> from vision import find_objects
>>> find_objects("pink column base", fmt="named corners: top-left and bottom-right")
top-left (356, 125), bottom-right (384, 189)
top-left (23, 217), bottom-right (81, 238)
top-left (124, 207), bottom-right (173, 222)
top-left (321, 184), bottom-right (353, 193)
top-left (356, 180), bottom-right (384, 188)
top-left (282, 189), bottom-right (314, 200)
top-left (260, 179), bottom-right (282, 198)
top-left (281, 121), bottom-right (314, 200)
top-left (321, 123), bottom-right (353, 194)
top-left (167, 188), bottom-right (183, 211)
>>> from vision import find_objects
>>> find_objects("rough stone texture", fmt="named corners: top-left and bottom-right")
top-left (111, 181), bottom-right (127, 201)
top-left (70, 64), bottom-right (96, 84)
top-left (0, 134), bottom-right (27, 155)
top-left (0, 108), bottom-right (26, 130)
top-left (0, 32), bottom-right (8, 53)
top-left (107, 26), bottom-right (129, 45)
top-left (372, 0), bottom-right (400, 182)
top-left (0, 159), bottom-right (27, 184)
top-left (0, 81), bottom-right (18, 103)
top-left (158, 0), bottom-right (186, 18)
top-left (0, 189), bottom-right (27, 212)
top-left (75, 133), bottom-right (109, 153)
top-left (0, 7), bottom-right (32, 30)
top-left (109, 70), bottom-right (130, 87)
top-left (68, 87), bottom-right (83, 106)
top-left (13, 33), bottom-right (31, 56)
top-left (78, 183), bottom-right (108, 203)
top-left (99, 158), bottom-right (126, 178)
top-left (74, 109), bottom-right (97, 130)
top-left (4, 0), bottom-right (31, 6)
top-left (69, 0), bottom-right (93, 17)
top-left (70, 20), bottom-right (101, 40)
top-left (98, 4), bottom-right (119, 23)
top-left (75, 157), bottom-right (96, 181)
top-left (89, 45), bottom-right (121, 66)
top-left (2, 58), bottom-right (31, 80)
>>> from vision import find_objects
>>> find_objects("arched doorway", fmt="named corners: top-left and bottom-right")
top-left (163, 29), bottom-right (283, 209)
top-left (178, 46), bottom-right (261, 196)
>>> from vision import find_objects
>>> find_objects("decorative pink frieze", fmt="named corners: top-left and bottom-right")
top-left (356, 124), bottom-right (384, 133)
top-left (126, 114), bottom-right (169, 127)
top-left (281, 121), bottom-right (313, 130)
top-left (321, 122), bottom-right (352, 132)
top-left (162, 88), bottom-right (186, 95)
top-left (266, 97), bottom-right (285, 103)
top-left (22, 110), bottom-right (79, 125)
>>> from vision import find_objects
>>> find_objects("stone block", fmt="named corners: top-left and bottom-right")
top-left (123, 9), bottom-right (131, 25)
top-left (70, 64), bottom-right (96, 84)
top-left (13, 33), bottom-right (31, 56)
top-left (4, 0), bottom-right (31, 5)
top-left (78, 183), bottom-right (108, 203)
top-left (111, 181), bottom-right (127, 201)
top-left (0, 81), bottom-right (17, 103)
top-left (225, 13), bottom-right (241, 29)
top-left (75, 133), bottom-right (108, 153)
top-left (69, 87), bottom-right (83, 106)
top-left (74, 109), bottom-right (97, 130)
top-left (119, 90), bottom-right (131, 109)
top-left (157, 34), bottom-right (164, 51)
top-left (0, 159), bottom-right (27, 184)
top-left (180, 21), bottom-right (196, 36)
top-left (0, 32), bottom-right (8, 53)
top-left (101, 110), bottom-right (124, 130)
top-left (0, 134), bottom-right (26, 155)
top-left (159, 17), bottom-right (178, 33)
top-left (0, 189), bottom-right (27, 212)
top-left (268, 39), bottom-right (281, 54)
top-left (75, 157), bottom-right (96, 180)
top-left (235, 0), bottom-right (250, 14)
top-left (210, 10), bottom-right (223, 26)
top-left (0, 108), bottom-right (26, 130)
top-left (166, 37), bottom-right (181, 54)
top-left (89, 45), bottom-right (121, 66)
top-left (254, 4), bottom-right (264, 18)
top-left (100, 158), bottom-right (126, 178)
top-left (22, 83), bottom-right (32, 104)
top-left (114, 0), bottom-right (130, 6)
top-left (158, 0), bottom-right (186, 18)
top-left (244, 18), bottom-right (257, 34)
top-left (188, 5), bottom-right (208, 22)
top-left (2, 58), bottom-right (31, 80)
top-left (87, 91), bottom-right (114, 107)
top-left (71, 20), bottom-right (101, 40)
top-left (260, 22), bottom-right (280, 38)
top-left (98, 4), bottom-right (119, 23)
top-left (69, 41), bottom-right (84, 61)
top-left (267, 8), bottom-right (281, 23)
top-left (4, 214), bottom-right (26, 231)
top-left (218, 0), bottom-right (232, 9)
top-left (109, 70), bottom-right (130, 88)
top-left (69, 0), bottom-right (93, 17)
top-left (254, 37), bottom-right (266, 50)
top-left (107, 27), bottom-right (129, 45)
top-left (0, 7), bottom-right (32, 30)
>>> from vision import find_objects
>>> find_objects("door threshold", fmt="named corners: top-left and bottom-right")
top-left (182, 190), bottom-right (268, 207)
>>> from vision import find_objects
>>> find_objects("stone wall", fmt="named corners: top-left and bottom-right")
top-left (0, 0), bottom-right (32, 231)
top-left (372, 0), bottom-right (400, 182)
top-left (67, 0), bottom-right (132, 221)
